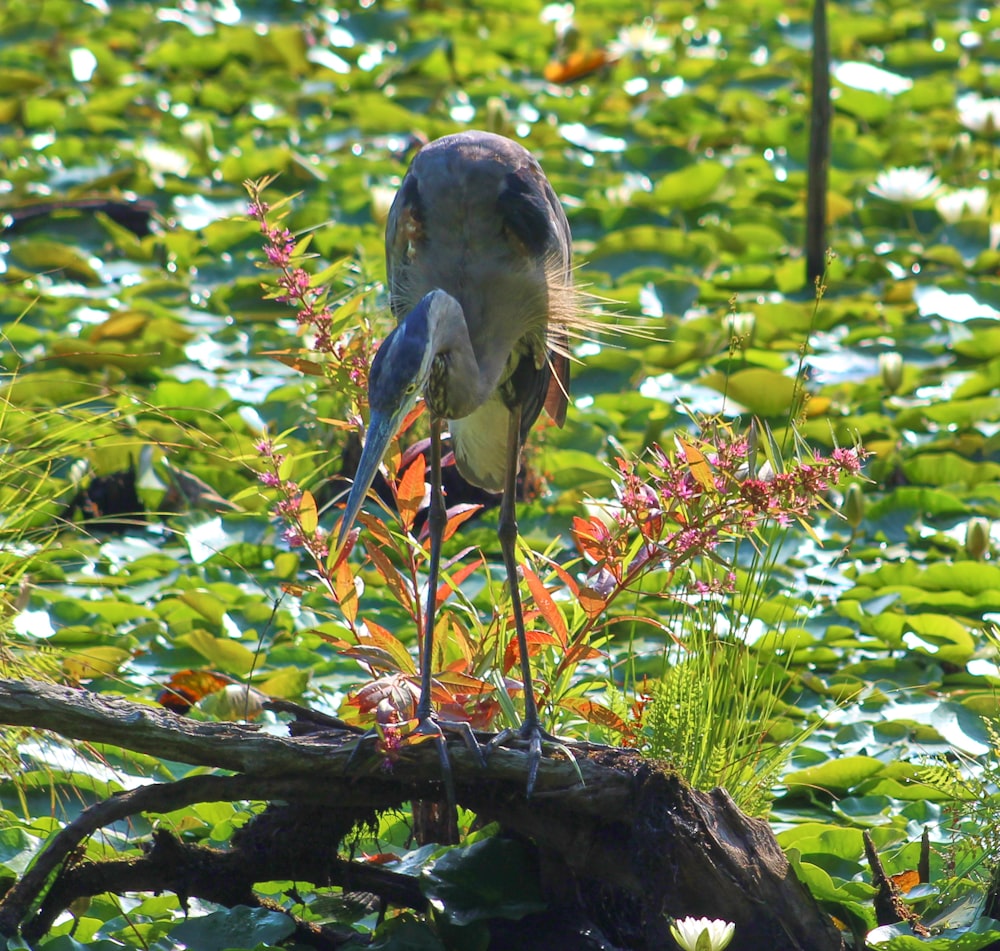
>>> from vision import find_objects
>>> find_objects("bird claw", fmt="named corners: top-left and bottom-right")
top-left (487, 720), bottom-right (567, 798)
top-left (344, 714), bottom-right (487, 817)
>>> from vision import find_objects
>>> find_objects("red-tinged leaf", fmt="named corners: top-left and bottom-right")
top-left (395, 454), bottom-right (426, 532)
top-left (399, 403), bottom-right (424, 435)
top-left (351, 673), bottom-right (419, 717)
top-left (677, 435), bottom-right (716, 492)
top-left (400, 437), bottom-right (431, 470)
top-left (366, 544), bottom-right (414, 613)
top-left (534, 552), bottom-right (580, 597)
top-left (435, 555), bottom-right (484, 609)
top-left (157, 669), bottom-right (235, 713)
top-left (521, 565), bottom-right (569, 646)
top-left (299, 489), bottom-right (318, 534)
top-left (360, 853), bottom-right (400, 866)
top-left (360, 619), bottom-right (415, 675)
top-left (578, 586), bottom-right (606, 620)
top-left (433, 669), bottom-right (493, 695)
top-left (440, 697), bottom-right (501, 731)
top-left (502, 629), bottom-right (559, 673)
top-left (427, 677), bottom-right (461, 705)
top-left (261, 350), bottom-right (327, 377)
top-left (338, 646), bottom-right (409, 674)
top-left (572, 514), bottom-right (609, 561)
top-left (558, 697), bottom-right (627, 733)
top-left (357, 510), bottom-right (396, 550)
top-left (332, 558), bottom-right (358, 624)
top-left (441, 503), bottom-right (483, 542)
top-left (560, 639), bottom-right (604, 666)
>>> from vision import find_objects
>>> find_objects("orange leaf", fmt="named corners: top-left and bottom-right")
top-left (677, 436), bottom-right (715, 492)
top-left (441, 503), bottom-right (483, 543)
top-left (357, 510), bottom-right (396, 550)
top-left (503, 629), bottom-right (559, 673)
top-left (360, 853), bottom-right (400, 866)
top-left (521, 565), bottom-right (569, 647)
top-left (558, 697), bottom-right (627, 733)
top-left (261, 349), bottom-right (327, 377)
top-left (399, 403), bottom-right (424, 435)
top-left (572, 514), bottom-right (610, 562)
top-left (279, 582), bottom-right (311, 597)
top-left (395, 454), bottom-right (426, 532)
top-left (543, 48), bottom-right (614, 84)
top-left (366, 544), bottom-right (414, 613)
top-left (435, 555), bottom-right (484, 609)
top-left (890, 869), bottom-right (921, 894)
top-left (332, 558), bottom-right (358, 624)
top-left (299, 489), bottom-right (318, 535)
top-left (157, 669), bottom-right (235, 713)
top-left (561, 639), bottom-right (604, 666)
top-left (578, 586), bottom-right (606, 620)
top-left (360, 619), bottom-right (416, 675)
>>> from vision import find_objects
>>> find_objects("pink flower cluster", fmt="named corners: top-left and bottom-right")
top-left (255, 438), bottom-right (329, 561)
top-left (575, 428), bottom-right (866, 595)
top-left (246, 187), bottom-right (337, 352)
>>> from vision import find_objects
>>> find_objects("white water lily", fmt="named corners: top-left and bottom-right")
top-left (610, 21), bottom-right (672, 58)
top-left (957, 93), bottom-right (1000, 134)
top-left (935, 186), bottom-right (989, 223)
top-left (868, 166), bottom-right (941, 203)
top-left (670, 916), bottom-right (736, 951)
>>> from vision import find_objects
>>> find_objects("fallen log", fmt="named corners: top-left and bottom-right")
top-left (0, 679), bottom-right (845, 951)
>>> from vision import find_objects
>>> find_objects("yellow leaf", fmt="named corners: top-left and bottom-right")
top-left (677, 436), bottom-right (716, 491)
top-left (299, 490), bottom-right (318, 534)
top-left (63, 647), bottom-right (130, 681)
top-left (89, 310), bottom-right (149, 342)
top-left (181, 629), bottom-right (256, 675)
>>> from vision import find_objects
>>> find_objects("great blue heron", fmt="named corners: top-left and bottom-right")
top-left (337, 130), bottom-right (579, 794)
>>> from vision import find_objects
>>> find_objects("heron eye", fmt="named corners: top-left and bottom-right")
top-left (404, 383), bottom-right (417, 395)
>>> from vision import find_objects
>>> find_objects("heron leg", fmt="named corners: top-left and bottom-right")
top-left (494, 405), bottom-right (552, 796)
top-left (344, 417), bottom-right (484, 824)
top-left (416, 415), bottom-right (445, 725)
top-left (410, 418), bottom-right (485, 806)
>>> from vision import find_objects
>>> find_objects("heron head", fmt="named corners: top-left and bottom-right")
top-left (336, 290), bottom-right (458, 547)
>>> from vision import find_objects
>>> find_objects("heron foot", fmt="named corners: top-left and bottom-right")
top-left (345, 715), bottom-right (487, 814)
top-left (486, 720), bottom-right (569, 798)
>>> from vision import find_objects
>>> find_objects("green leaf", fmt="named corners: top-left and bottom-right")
top-left (783, 756), bottom-right (885, 795)
top-left (421, 838), bottom-right (546, 928)
top-left (368, 915), bottom-right (447, 950)
top-left (867, 918), bottom-right (1000, 950)
top-left (0, 827), bottom-right (41, 876)
top-left (701, 367), bottom-right (799, 417)
top-left (180, 629), bottom-right (256, 675)
top-left (168, 905), bottom-right (295, 951)
top-left (653, 162), bottom-right (726, 210)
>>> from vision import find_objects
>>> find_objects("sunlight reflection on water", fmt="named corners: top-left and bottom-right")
top-left (913, 286), bottom-right (1000, 322)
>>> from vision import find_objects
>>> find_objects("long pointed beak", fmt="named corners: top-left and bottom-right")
top-left (336, 409), bottom-right (400, 549)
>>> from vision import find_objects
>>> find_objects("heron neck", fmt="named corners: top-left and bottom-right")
top-left (425, 298), bottom-right (498, 420)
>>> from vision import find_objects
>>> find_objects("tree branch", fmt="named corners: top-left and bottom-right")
top-left (0, 679), bottom-right (847, 951)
